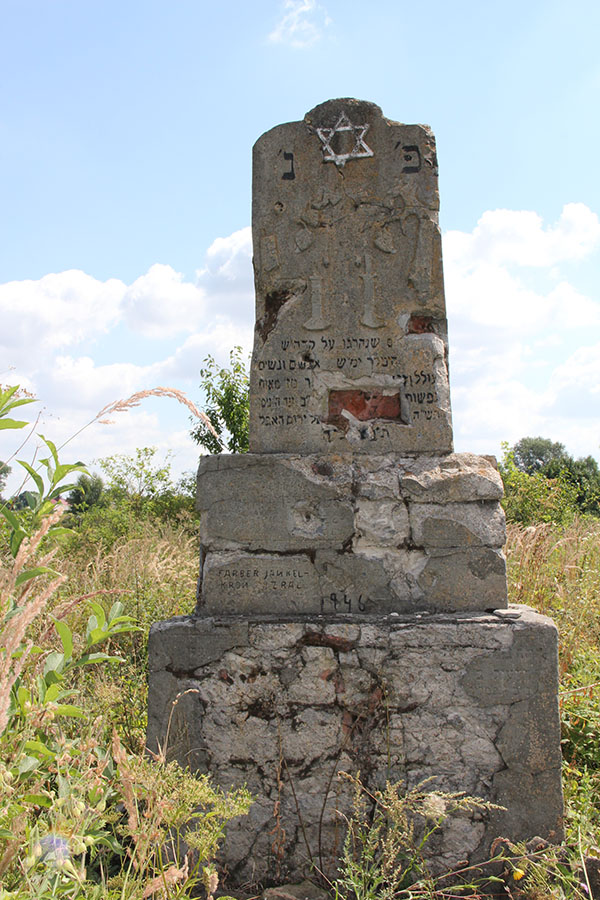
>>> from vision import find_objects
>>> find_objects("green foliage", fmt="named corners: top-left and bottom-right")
top-left (0, 461), bottom-right (10, 501)
top-left (0, 385), bottom-right (37, 432)
top-left (499, 444), bottom-right (579, 526)
top-left (506, 436), bottom-right (600, 520)
top-left (513, 436), bottom-right (569, 474)
top-left (561, 650), bottom-right (600, 771)
top-left (545, 455), bottom-right (600, 517)
top-left (98, 447), bottom-right (172, 502)
top-left (0, 387), bottom-right (87, 556)
top-left (0, 388), bottom-right (251, 899)
top-left (65, 448), bottom-right (196, 549)
top-left (334, 774), bottom-right (504, 899)
top-left (190, 347), bottom-right (249, 454)
top-left (67, 474), bottom-right (105, 514)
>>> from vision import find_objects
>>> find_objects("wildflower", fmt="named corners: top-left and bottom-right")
top-left (512, 867), bottom-right (526, 881)
top-left (37, 833), bottom-right (71, 863)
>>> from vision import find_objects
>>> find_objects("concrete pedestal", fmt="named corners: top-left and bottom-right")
top-left (147, 605), bottom-right (563, 888)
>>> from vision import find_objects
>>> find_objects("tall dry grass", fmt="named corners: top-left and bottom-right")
top-left (47, 520), bottom-right (200, 752)
top-left (505, 517), bottom-right (600, 674)
top-left (57, 520), bottom-right (199, 628)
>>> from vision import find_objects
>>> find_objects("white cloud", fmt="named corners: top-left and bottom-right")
top-left (155, 319), bottom-right (253, 382)
top-left (0, 270), bottom-right (125, 366)
top-left (122, 264), bottom-right (206, 338)
top-left (445, 203), bottom-right (600, 460)
top-left (0, 227), bottom-right (256, 491)
top-left (446, 202), bottom-right (600, 269)
top-left (195, 226), bottom-right (254, 322)
top-left (268, 0), bottom-right (331, 49)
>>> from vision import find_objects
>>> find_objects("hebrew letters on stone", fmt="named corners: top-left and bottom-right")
top-left (250, 98), bottom-right (452, 455)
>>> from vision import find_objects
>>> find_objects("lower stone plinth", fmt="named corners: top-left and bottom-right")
top-left (146, 606), bottom-right (563, 889)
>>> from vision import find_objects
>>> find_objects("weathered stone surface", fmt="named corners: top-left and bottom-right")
top-left (263, 882), bottom-right (329, 900)
top-left (249, 99), bottom-right (452, 455)
top-left (400, 452), bottom-right (504, 502)
top-left (198, 544), bottom-right (507, 616)
top-left (197, 453), bottom-right (355, 551)
top-left (202, 552), bottom-right (320, 615)
top-left (418, 547), bottom-right (507, 610)
top-left (198, 452), bottom-right (503, 550)
top-left (410, 501), bottom-right (505, 547)
top-left (196, 451), bottom-right (507, 614)
top-left (146, 607), bottom-right (563, 888)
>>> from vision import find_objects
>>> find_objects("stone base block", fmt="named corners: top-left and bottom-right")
top-left (196, 452), bottom-right (508, 615)
top-left (147, 606), bottom-right (563, 889)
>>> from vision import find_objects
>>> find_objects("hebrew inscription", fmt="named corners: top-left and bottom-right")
top-left (250, 98), bottom-right (452, 454)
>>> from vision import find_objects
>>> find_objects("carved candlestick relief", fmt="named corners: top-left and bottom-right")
top-left (250, 98), bottom-right (452, 454)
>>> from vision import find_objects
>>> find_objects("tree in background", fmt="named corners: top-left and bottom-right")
top-left (512, 436), bottom-right (569, 474)
top-left (68, 471), bottom-right (105, 513)
top-left (0, 460), bottom-right (10, 499)
top-left (66, 447), bottom-right (196, 547)
top-left (190, 346), bottom-right (249, 454)
top-left (501, 437), bottom-right (600, 523)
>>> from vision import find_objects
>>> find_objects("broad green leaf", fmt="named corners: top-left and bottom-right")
top-left (54, 704), bottom-right (85, 718)
top-left (0, 387), bottom-right (36, 413)
top-left (106, 623), bottom-right (141, 637)
top-left (18, 755), bottom-right (41, 775)
top-left (16, 460), bottom-right (45, 497)
top-left (4, 395), bottom-right (36, 412)
top-left (53, 619), bottom-right (73, 660)
top-left (108, 600), bottom-right (124, 621)
top-left (10, 530), bottom-right (27, 557)
top-left (43, 651), bottom-right (65, 678)
top-left (23, 794), bottom-right (52, 808)
top-left (0, 418), bottom-right (28, 430)
top-left (86, 628), bottom-right (105, 645)
top-left (40, 435), bottom-right (59, 470)
top-left (44, 682), bottom-right (63, 703)
top-left (17, 685), bottom-right (31, 711)
top-left (74, 652), bottom-right (124, 667)
top-left (87, 601), bottom-right (106, 628)
top-left (15, 566), bottom-right (59, 588)
top-left (24, 739), bottom-right (54, 758)
top-left (46, 484), bottom-right (77, 501)
top-left (95, 834), bottom-right (123, 853)
top-left (0, 505), bottom-right (21, 530)
top-left (0, 384), bottom-right (20, 405)
top-left (24, 491), bottom-right (39, 511)
top-left (44, 526), bottom-right (73, 540)
top-left (57, 773), bottom-right (70, 798)
top-left (86, 614), bottom-right (99, 643)
top-left (0, 827), bottom-right (15, 839)
top-left (52, 463), bottom-right (87, 485)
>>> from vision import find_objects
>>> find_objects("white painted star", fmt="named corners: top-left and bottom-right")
top-left (315, 112), bottom-right (374, 166)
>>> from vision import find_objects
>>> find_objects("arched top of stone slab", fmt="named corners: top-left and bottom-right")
top-left (249, 98), bottom-right (452, 455)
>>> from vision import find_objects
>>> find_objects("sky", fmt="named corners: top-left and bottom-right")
top-left (1, 0), bottom-right (600, 490)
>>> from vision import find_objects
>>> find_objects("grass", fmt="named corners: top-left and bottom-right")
top-left (3, 503), bottom-right (600, 898)
top-left (506, 517), bottom-right (600, 866)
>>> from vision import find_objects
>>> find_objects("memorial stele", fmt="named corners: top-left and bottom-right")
top-left (147, 99), bottom-right (564, 889)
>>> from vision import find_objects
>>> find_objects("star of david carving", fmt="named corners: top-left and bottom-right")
top-left (315, 112), bottom-right (374, 166)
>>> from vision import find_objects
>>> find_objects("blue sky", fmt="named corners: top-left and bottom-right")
top-left (2, 0), bottom-right (600, 485)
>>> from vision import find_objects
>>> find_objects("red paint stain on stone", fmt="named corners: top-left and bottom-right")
top-left (328, 389), bottom-right (402, 431)
top-left (407, 315), bottom-right (434, 334)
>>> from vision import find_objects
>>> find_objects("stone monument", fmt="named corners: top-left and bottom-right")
top-left (147, 99), bottom-right (563, 889)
